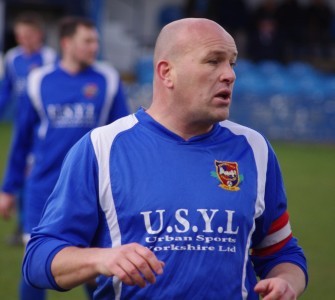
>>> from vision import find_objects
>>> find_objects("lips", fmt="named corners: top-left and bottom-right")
top-left (214, 89), bottom-right (231, 101)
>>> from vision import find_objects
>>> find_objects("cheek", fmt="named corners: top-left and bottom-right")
top-left (174, 67), bottom-right (213, 100)
top-left (75, 44), bottom-right (92, 57)
top-left (82, 43), bottom-right (98, 55)
top-left (30, 36), bottom-right (41, 45)
top-left (180, 71), bottom-right (209, 88)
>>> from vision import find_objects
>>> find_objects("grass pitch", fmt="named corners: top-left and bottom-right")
top-left (0, 122), bottom-right (334, 299)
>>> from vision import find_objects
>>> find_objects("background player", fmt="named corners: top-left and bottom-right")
top-left (0, 16), bottom-right (129, 300)
top-left (0, 11), bottom-right (57, 246)
top-left (0, 11), bottom-right (56, 118)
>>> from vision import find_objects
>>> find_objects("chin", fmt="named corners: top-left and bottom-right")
top-left (79, 61), bottom-right (93, 69)
top-left (214, 110), bottom-right (230, 122)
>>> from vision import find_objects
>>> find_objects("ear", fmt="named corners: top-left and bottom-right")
top-left (156, 60), bottom-right (174, 88)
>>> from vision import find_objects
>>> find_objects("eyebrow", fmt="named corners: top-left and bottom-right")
top-left (204, 50), bottom-right (238, 59)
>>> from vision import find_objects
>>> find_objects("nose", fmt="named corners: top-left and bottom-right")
top-left (219, 64), bottom-right (236, 84)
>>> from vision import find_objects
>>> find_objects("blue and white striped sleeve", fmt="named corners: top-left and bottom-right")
top-left (22, 132), bottom-right (100, 290)
top-left (251, 142), bottom-right (308, 284)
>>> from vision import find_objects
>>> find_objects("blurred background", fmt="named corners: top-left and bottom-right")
top-left (0, 0), bottom-right (334, 299)
top-left (0, 0), bottom-right (335, 143)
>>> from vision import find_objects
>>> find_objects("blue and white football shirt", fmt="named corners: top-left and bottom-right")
top-left (0, 45), bottom-right (56, 118)
top-left (1, 62), bottom-right (129, 233)
top-left (23, 108), bottom-right (307, 299)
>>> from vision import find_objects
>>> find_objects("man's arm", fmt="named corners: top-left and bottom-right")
top-left (51, 244), bottom-right (164, 290)
top-left (23, 130), bottom-right (164, 290)
top-left (0, 93), bottom-right (37, 219)
top-left (254, 262), bottom-right (306, 300)
top-left (251, 141), bottom-right (308, 299)
top-left (0, 53), bottom-right (14, 117)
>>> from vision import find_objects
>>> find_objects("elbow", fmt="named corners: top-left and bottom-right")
top-left (22, 237), bottom-right (70, 291)
top-left (22, 248), bottom-right (44, 289)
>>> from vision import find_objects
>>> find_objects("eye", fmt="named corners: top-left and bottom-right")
top-left (208, 59), bottom-right (219, 65)
top-left (230, 62), bottom-right (236, 68)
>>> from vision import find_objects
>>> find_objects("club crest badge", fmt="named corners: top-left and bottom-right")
top-left (83, 83), bottom-right (98, 99)
top-left (213, 160), bottom-right (241, 191)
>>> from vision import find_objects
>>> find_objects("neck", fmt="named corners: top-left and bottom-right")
top-left (22, 45), bottom-right (41, 55)
top-left (60, 57), bottom-right (88, 74)
top-left (146, 106), bottom-right (213, 141)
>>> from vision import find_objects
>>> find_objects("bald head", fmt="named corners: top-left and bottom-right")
top-left (153, 18), bottom-right (233, 65)
top-left (148, 18), bottom-right (238, 139)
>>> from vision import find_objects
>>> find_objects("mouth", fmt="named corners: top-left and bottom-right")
top-left (214, 90), bottom-right (231, 103)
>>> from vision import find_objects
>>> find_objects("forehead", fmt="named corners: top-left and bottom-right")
top-left (184, 25), bottom-right (237, 57)
top-left (72, 25), bottom-right (98, 39)
top-left (15, 23), bottom-right (40, 33)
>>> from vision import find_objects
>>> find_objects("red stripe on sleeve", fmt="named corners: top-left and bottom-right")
top-left (251, 233), bottom-right (292, 257)
top-left (268, 211), bottom-right (289, 234)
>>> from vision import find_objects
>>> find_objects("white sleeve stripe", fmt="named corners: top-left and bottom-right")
top-left (220, 120), bottom-right (268, 217)
top-left (27, 65), bottom-right (55, 138)
top-left (219, 120), bottom-right (268, 300)
top-left (91, 115), bottom-right (138, 245)
top-left (5, 47), bottom-right (22, 75)
top-left (41, 47), bottom-right (56, 65)
top-left (254, 222), bottom-right (292, 249)
top-left (90, 114), bottom-right (138, 300)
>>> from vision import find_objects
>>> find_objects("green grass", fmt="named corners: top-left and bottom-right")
top-left (272, 142), bottom-right (335, 299)
top-left (0, 123), bottom-right (86, 299)
top-left (0, 123), bottom-right (334, 299)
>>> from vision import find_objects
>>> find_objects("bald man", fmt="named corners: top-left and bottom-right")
top-left (23, 18), bottom-right (307, 300)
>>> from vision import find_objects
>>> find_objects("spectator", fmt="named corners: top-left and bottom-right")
top-left (249, 0), bottom-right (278, 32)
top-left (0, 16), bottom-right (129, 300)
top-left (184, 0), bottom-right (208, 18)
top-left (207, 0), bottom-right (249, 57)
top-left (207, 0), bottom-right (249, 36)
top-left (305, 0), bottom-right (333, 59)
top-left (276, 0), bottom-right (307, 61)
top-left (248, 17), bottom-right (285, 62)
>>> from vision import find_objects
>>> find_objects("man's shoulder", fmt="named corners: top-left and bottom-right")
top-left (27, 63), bottom-right (57, 82)
top-left (26, 65), bottom-right (58, 96)
top-left (40, 46), bottom-right (57, 62)
top-left (90, 114), bottom-right (138, 153)
top-left (40, 45), bottom-right (56, 54)
top-left (92, 61), bottom-right (119, 78)
top-left (92, 114), bottom-right (138, 139)
top-left (219, 119), bottom-right (267, 145)
top-left (4, 46), bottom-right (23, 62)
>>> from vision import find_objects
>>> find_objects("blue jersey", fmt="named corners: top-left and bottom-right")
top-left (0, 45), bottom-right (57, 118)
top-left (23, 109), bottom-right (307, 299)
top-left (1, 62), bottom-right (129, 232)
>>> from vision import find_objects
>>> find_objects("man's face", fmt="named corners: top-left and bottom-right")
top-left (14, 23), bottom-right (43, 53)
top-left (66, 25), bottom-right (99, 67)
top-left (171, 26), bottom-right (237, 125)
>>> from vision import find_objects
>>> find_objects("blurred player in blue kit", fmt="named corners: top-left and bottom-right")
top-left (0, 12), bottom-right (57, 246)
top-left (0, 12), bottom-right (57, 118)
top-left (23, 18), bottom-right (307, 299)
top-left (0, 16), bottom-right (129, 300)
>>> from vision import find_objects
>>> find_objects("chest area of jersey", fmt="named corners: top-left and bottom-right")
top-left (14, 55), bottom-right (43, 76)
top-left (110, 140), bottom-right (260, 253)
top-left (13, 57), bottom-right (43, 95)
top-left (41, 76), bottom-right (107, 127)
